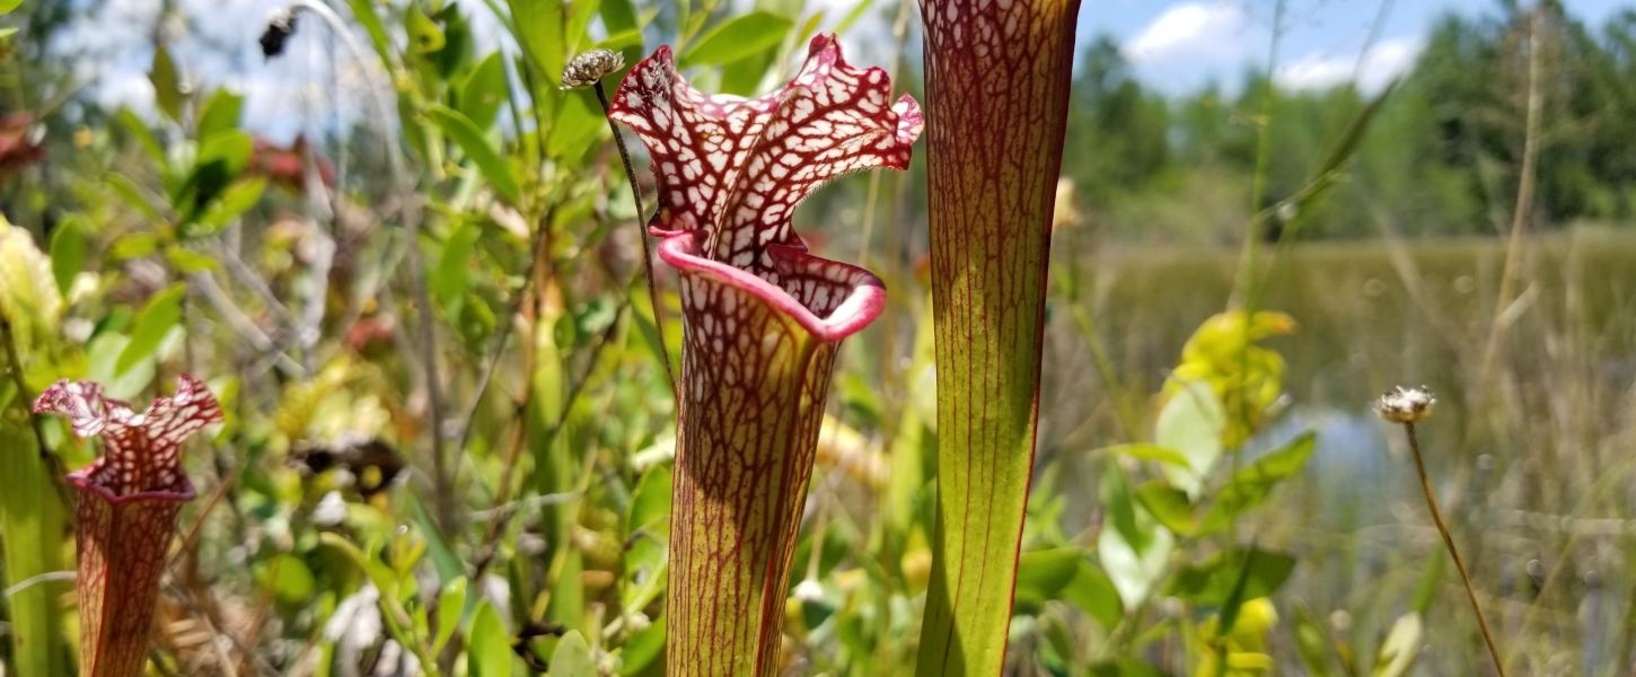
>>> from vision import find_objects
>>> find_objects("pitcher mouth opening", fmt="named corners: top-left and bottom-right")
top-left (655, 230), bottom-right (886, 343)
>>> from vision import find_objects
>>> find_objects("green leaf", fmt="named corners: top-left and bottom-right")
top-left (165, 246), bottom-right (219, 274)
top-left (468, 599), bottom-right (511, 677)
top-left (1133, 481), bottom-right (1197, 537)
top-left (49, 219), bottom-right (87, 295)
top-left (1013, 548), bottom-right (1083, 609)
top-left (188, 177), bottom-right (266, 237)
top-left (196, 89), bottom-right (244, 141)
top-left (406, 6), bottom-right (447, 53)
top-left (434, 577), bottom-right (469, 654)
top-left (549, 631), bottom-right (595, 676)
top-left (1089, 660), bottom-right (1165, 677)
top-left (1293, 605), bottom-right (1335, 676)
top-left (508, 0), bottom-right (565, 83)
top-left (679, 11), bottom-right (794, 67)
top-left (1167, 548), bottom-right (1295, 608)
top-left (565, 0), bottom-right (601, 53)
top-left (116, 284), bottom-right (185, 374)
top-left (546, 89), bottom-right (602, 163)
top-left (0, 0), bottom-right (22, 15)
top-left (427, 104), bottom-right (520, 202)
top-left (255, 553), bottom-right (317, 606)
top-left (459, 51), bottom-right (509, 131)
top-left (109, 232), bottom-right (160, 261)
top-left (1105, 443), bottom-right (1191, 467)
top-left (1097, 468), bottom-right (1172, 608)
top-left (150, 45), bottom-right (185, 122)
top-left (1061, 560), bottom-right (1124, 629)
top-left (1198, 432), bottom-right (1317, 533)
top-left (598, 28), bottom-right (644, 53)
top-left (432, 220), bottom-right (482, 308)
top-left (1156, 378), bottom-right (1225, 498)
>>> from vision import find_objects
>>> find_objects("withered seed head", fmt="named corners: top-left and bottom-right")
top-left (561, 49), bottom-right (626, 90)
top-left (261, 7), bottom-right (300, 59)
top-left (1375, 385), bottom-right (1436, 424)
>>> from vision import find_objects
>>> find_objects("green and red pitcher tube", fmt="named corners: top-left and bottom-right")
top-left (34, 375), bottom-right (223, 677)
top-left (915, 0), bottom-right (1083, 674)
top-left (608, 35), bottom-right (922, 675)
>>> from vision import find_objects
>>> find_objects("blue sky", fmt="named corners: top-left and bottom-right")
top-left (53, 0), bottom-right (1630, 142)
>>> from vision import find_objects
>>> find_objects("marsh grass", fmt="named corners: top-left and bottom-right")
top-left (1035, 227), bottom-right (1636, 672)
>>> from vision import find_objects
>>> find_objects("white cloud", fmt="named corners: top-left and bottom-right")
top-left (1123, 2), bottom-right (1250, 65)
top-left (1275, 37), bottom-right (1422, 94)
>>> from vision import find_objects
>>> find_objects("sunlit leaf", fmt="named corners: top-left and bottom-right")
top-left (427, 104), bottom-right (520, 202)
top-left (1133, 481), bottom-right (1196, 537)
top-left (406, 6), bottom-right (446, 53)
top-left (679, 11), bottom-right (794, 67)
top-left (189, 177), bottom-right (267, 237)
top-left (433, 577), bottom-right (468, 654)
top-left (48, 219), bottom-right (87, 297)
top-left (196, 89), bottom-right (244, 141)
top-left (1372, 612), bottom-right (1422, 677)
top-left (1167, 548), bottom-right (1295, 608)
top-left (459, 51), bottom-right (509, 131)
top-left (508, 0), bottom-right (565, 82)
top-left (150, 45), bottom-right (185, 122)
top-left (550, 630), bottom-right (595, 676)
top-left (1197, 432), bottom-right (1316, 533)
top-left (116, 284), bottom-right (185, 374)
top-left (1156, 377), bottom-right (1224, 498)
top-left (468, 599), bottom-right (511, 676)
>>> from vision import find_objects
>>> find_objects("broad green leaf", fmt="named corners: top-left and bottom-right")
top-left (1198, 432), bottom-right (1317, 533)
top-left (620, 614), bottom-right (664, 676)
top-left (1372, 613), bottom-right (1422, 677)
top-left (49, 219), bottom-right (87, 295)
top-left (459, 51), bottom-right (509, 131)
top-left (150, 45), bottom-right (185, 122)
top-left (509, 0), bottom-right (565, 83)
top-left (196, 129), bottom-right (254, 174)
top-left (549, 631), bottom-right (595, 676)
top-left (1167, 548), bottom-right (1295, 608)
top-left (1156, 378), bottom-right (1225, 498)
top-left (598, 0), bottom-right (640, 61)
top-left (597, 28), bottom-right (644, 53)
top-left (0, 0), bottom-right (22, 15)
top-left (344, 0), bottom-right (392, 57)
top-left (427, 104), bottom-right (520, 202)
top-left (679, 11), bottom-right (794, 67)
top-left (468, 599), bottom-right (511, 676)
top-left (196, 89), bottom-right (244, 141)
top-left (116, 284), bottom-right (185, 373)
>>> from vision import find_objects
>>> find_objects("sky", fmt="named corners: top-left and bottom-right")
top-left (45, 0), bottom-right (1631, 143)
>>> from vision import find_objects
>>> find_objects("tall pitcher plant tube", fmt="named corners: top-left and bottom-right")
top-left (33, 375), bottom-right (223, 677)
top-left (609, 35), bottom-right (922, 675)
top-left (916, 0), bottom-right (1082, 674)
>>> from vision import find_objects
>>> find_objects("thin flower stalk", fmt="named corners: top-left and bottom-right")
top-left (609, 35), bottom-right (921, 675)
top-left (1377, 386), bottom-right (1507, 676)
top-left (33, 375), bottom-right (224, 677)
top-left (915, 0), bottom-right (1083, 673)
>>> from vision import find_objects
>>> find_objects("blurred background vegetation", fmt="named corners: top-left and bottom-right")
top-left (0, 0), bottom-right (1633, 675)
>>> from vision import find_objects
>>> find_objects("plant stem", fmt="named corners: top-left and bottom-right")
top-left (594, 80), bottom-right (677, 398)
top-left (1402, 422), bottom-right (1507, 676)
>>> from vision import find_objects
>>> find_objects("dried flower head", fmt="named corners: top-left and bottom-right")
top-left (260, 7), bottom-right (300, 59)
top-left (1376, 385), bottom-right (1435, 424)
top-left (561, 48), bottom-right (626, 90)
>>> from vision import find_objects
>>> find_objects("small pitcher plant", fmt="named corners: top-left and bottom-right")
top-left (33, 375), bottom-right (223, 677)
top-left (607, 34), bottom-right (922, 675)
